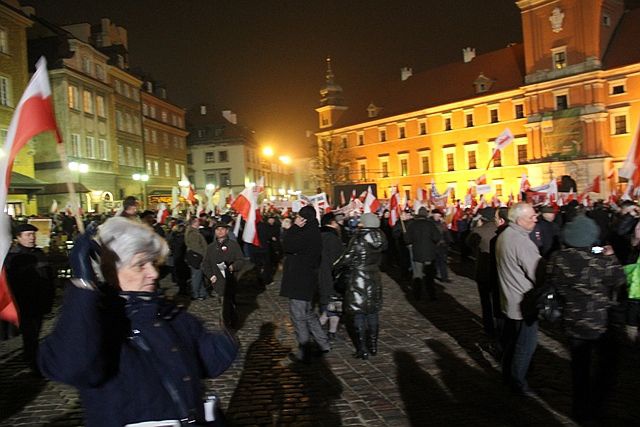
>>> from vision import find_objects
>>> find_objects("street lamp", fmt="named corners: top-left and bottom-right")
top-left (132, 172), bottom-right (149, 209)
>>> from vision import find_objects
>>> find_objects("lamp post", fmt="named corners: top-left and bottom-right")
top-left (68, 161), bottom-right (89, 210)
top-left (132, 172), bottom-right (149, 209)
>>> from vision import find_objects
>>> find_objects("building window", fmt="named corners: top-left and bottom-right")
top-left (514, 104), bottom-right (524, 119)
top-left (444, 117), bottom-right (452, 131)
top-left (555, 94), bottom-right (568, 110)
top-left (67, 85), bottom-right (79, 110)
top-left (399, 125), bottom-right (406, 139)
top-left (421, 155), bottom-right (430, 174)
top-left (118, 145), bottom-right (125, 165)
top-left (466, 113), bottom-right (474, 127)
top-left (495, 183), bottom-right (503, 197)
top-left (165, 161), bottom-right (171, 177)
top-left (153, 160), bottom-right (159, 176)
top-left (205, 173), bottom-right (216, 184)
top-left (612, 85), bottom-right (625, 95)
top-left (517, 144), bottom-right (528, 164)
top-left (98, 138), bottom-right (107, 160)
top-left (220, 172), bottom-right (230, 186)
top-left (143, 128), bottom-right (150, 142)
top-left (96, 95), bottom-right (106, 117)
top-left (400, 158), bottom-right (408, 176)
top-left (142, 103), bottom-right (148, 116)
top-left (149, 105), bottom-right (156, 118)
top-left (552, 47), bottom-right (567, 69)
top-left (341, 135), bottom-right (347, 149)
top-left (219, 151), bottom-right (228, 162)
top-left (161, 111), bottom-right (168, 123)
top-left (115, 80), bottom-right (122, 94)
top-left (86, 136), bottom-right (95, 158)
top-left (358, 133), bottom-right (364, 146)
top-left (610, 80), bottom-right (627, 95)
top-left (134, 148), bottom-right (141, 167)
top-left (82, 56), bottom-right (92, 74)
top-left (381, 161), bottom-right (389, 177)
top-left (71, 133), bottom-right (81, 157)
top-left (0, 28), bottom-right (8, 54)
top-left (151, 130), bottom-right (157, 143)
top-left (602, 13), bottom-right (611, 27)
top-left (446, 153), bottom-right (455, 172)
top-left (123, 84), bottom-right (130, 98)
top-left (419, 121), bottom-right (427, 135)
top-left (146, 160), bottom-right (152, 174)
top-left (493, 149), bottom-right (502, 167)
top-left (83, 90), bottom-right (94, 114)
top-left (490, 108), bottom-right (499, 123)
top-left (116, 111), bottom-right (123, 131)
top-left (614, 115), bottom-right (627, 134)
top-left (205, 152), bottom-right (215, 163)
top-left (0, 76), bottom-right (10, 107)
top-left (379, 129), bottom-right (387, 142)
top-left (175, 163), bottom-right (181, 178)
top-left (467, 150), bottom-right (477, 169)
top-left (95, 64), bottom-right (105, 81)
top-left (127, 146), bottom-right (134, 167)
top-left (125, 113), bottom-right (133, 133)
top-left (359, 163), bottom-right (366, 181)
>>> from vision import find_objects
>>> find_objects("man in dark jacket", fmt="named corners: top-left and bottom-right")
top-left (530, 205), bottom-right (561, 259)
top-left (6, 223), bottom-right (55, 372)
top-left (280, 205), bottom-right (330, 361)
top-left (404, 207), bottom-right (441, 300)
top-left (318, 213), bottom-right (344, 340)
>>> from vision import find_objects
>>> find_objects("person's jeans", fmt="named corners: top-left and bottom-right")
top-left (189, 266), bottom-right (206, 299)
top-left (502, 318), bottom-right (538, 392)
top-left (289, 299), bottom-right (330, 356)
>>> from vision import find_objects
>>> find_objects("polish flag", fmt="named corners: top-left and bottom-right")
top-left (520, 174), bottom-right (530, 193)
top-left (0, 57), bottom-right (61, 324)
top-left (389, 186), bottom-right (400, 226)
top-left (340, 190), bottom-right (346, 207)
top-left (350, 189), bottom-right (356, 201)
top-left (231, 179), bottom-right (263, 246)
top-left (487, 128), bottom-right (514, 169)
top-left (156, 203), bottom-right (169, 224)
top-left (619, 119), bottom-right (640, 189)
top-left (475, 174), bottom-right (487, 185)
top-left (363, 185), bottom-right (380, 213)
top-left (416, 187), bottom-right (427, 202)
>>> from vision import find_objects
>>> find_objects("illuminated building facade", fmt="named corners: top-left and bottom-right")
top-left (316, 0), bottom-right (640, 203)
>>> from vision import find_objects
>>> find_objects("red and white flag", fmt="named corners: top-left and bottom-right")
top-left (475, 174), bottom-right (487, 185)
top-left (339, 190), bottom-right (346, 207)
top-left (156, 203), bottom-right (169, 224)
top-left (363, 185), bottom-right (380, 213)
top-left (620, 119), bottom-right (640, 189)
top-left (231, 179), bottom-right (263, 246)
top-left (389, 186), bottom-right (400, 226)
top-left (0, 57), bottom-right (61, 324)
top-left (487, 128), bottom-right (514, 169)
top-left (350, 189), bottom-right (356, 201)
top-left (520, 174), bottom-right (531, 194)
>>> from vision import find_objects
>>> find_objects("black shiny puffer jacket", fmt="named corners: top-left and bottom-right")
top-left (334, 227), bottom-right (387, 314)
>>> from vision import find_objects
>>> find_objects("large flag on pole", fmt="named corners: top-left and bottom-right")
top-left (231, 179), bottom-right (263, 246)
top-left (0, 57), bottom-right (61, 324)
top-left (363, 185), bottom-right (380, 213)
top-left (486, 128), bottom-right (514, 169)
top-left (388, 186), bottom-right (400, 226)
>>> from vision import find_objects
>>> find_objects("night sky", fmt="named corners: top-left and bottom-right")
top-left (26, 0), bottom-right (522, 157)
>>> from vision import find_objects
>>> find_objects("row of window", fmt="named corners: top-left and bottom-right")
top-left (355, 144), bottom-right (529, 181)
top-left (143, 127), bottom-right (185, 149)
top-left (0, 28), bottom-right (8, 55)
top-left (70, 134), bottom-right (108, 160)
top-left (114, 79), bottom-right (140, 101)
top-left (204, 170), bottom-right (231, 187)
top-left (142, 102), bottom-right (184, 128)
top-left (204, 151), bottom-right (229, 163)
top-left (116, 109), bottom-right (141, 135)
top-left (68, 85), bottom-right (107, 117)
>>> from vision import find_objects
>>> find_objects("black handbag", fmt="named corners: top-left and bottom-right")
top-left (522, 285), bottom-right (563, 323)
top-left (185, 250), bottom-right (203, 269)
top-left (333, 267), bottom-right (349, 295)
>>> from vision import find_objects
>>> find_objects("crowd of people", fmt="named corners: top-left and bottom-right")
top-left (3, 193), bottom-right (640, 425)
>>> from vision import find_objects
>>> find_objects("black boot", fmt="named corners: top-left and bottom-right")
top-left (368, 324), bottom-right (379, 356)
top-left (353, 327), bottom-right (369, 360)
top-left (412, 278), bottom-right (423, 300)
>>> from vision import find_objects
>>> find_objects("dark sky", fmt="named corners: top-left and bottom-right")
top-left (26, 0), bottom-right (523, 157)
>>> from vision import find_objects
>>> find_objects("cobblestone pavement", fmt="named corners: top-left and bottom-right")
top-left (2, 258), bottom-right (639, 426)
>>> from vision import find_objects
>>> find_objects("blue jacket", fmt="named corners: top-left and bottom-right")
top-left (38, 285), bottom-right (238, 426)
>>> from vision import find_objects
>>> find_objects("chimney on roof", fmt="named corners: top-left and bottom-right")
top-left (400, 67), bottom-right (413, 81)
top-left (222, 110), bottom-right (237, 124)
top-left (463, 47), bottom-right (476, 63)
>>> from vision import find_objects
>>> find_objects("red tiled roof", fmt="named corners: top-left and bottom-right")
top-left (603, 7), bottom-right (640, 70)
top-left (327, 43), bottom-right (525, 130)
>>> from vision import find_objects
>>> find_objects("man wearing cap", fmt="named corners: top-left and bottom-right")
top-left (6, 223), bottom-right (55, 373)
top-left (404, 206), bottom-right (442, 300)
top-left (202, 222), bottom-right (245, 328)
top-left (496, 202), bottom-right (541, 396)
top-left (119, 195), bottom-right (139, 219)
top-left (547, 214), bottom-right (626, 423)
top-left (530, 205), bottom-right (561, 259)
top-left (466, 207), bottom-right (498, 337)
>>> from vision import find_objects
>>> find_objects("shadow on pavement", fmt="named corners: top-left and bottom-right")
top-left (225, 322), bottom-right (342, 426)
top-left (0, 355), bottom-right (47, 422)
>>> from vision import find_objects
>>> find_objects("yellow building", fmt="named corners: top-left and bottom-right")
top-left (316, 0), bottom-right (640, 203)
top-left (0, 0), bottom-right (41, 216)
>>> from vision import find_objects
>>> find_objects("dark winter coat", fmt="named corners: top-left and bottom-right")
top-left (466, 220), bottom-right (497, 283)
top-left (38, 285), bottom-right (238, 426)
top-left (318, 226), bottom-right (344, 305)
top-left (6, 244), bottom-right (55, 318)
top-left (404, 216), bottom-right (441, 262)
top-left (201, 237), bottom-right (245, 295)
top-left (279, 206), bottom-right (322, 301)
top-left (334, 228), bottom-right (387, 314)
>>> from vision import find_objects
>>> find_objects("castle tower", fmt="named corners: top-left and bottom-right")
top-left (316, 57), bottom-right (347, 129)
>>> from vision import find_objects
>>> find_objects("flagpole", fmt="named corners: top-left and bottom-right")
top-left (56, 143), bottom-right (85, 234)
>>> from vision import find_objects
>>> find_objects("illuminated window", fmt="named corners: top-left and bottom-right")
top-left (165, 161), bottom-right (171, 177)
top-left (0, 76), bottom-right (10, 107)
top-left (552, 47), bottom-right (567, 69)
top-left (67, 85), bottom-right (79, 109)
top-left (71, 134), bottom-right (81, 157)
top-left (381, 161), bottom-right (389, 177)
top-left (421, 154), bottom-right (430, 174)
top-left (555, 94), bottom-right (568, 110)
top-left (514, 104), bottom-right (524, 119)
top-left (0, 28), bottom-right (8, 54)
top-left (96, 95), bottom-right (106, 117)
top-left (517, 144), bottom-right (528, 164)
top-left (153, 160), bottom-right (159, 176)
top-left (83, 90), bottom-right (94, 114)
top-left (205, 152), bottom-right (215, 163)
top-left (400, 159), bottom-right (408, 176)
top-left (446, 153), bottom-right (454, 171)
top-left (98, 138), bottom-right (107, 160)
top-left (614, 115), bottom-right (627, 134)
top-left (86, 136), bottom-right (95, 158)
top-left (359, 163), bottom-right (366, 180)
top-left (493, 149), bottom-right (502, 167)
top-left (494, 181), bottom-right (503, 197)
top-left (467, 150), bottom-right (477, 169)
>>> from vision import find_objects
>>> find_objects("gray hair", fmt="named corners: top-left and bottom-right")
top-left (508, 202), bottom-right (533, 223)
top-left (98, 216), bottom-right (169, 269)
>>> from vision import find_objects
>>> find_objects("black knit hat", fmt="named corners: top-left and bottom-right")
top-left (562, 214), bottom-right (599, 248)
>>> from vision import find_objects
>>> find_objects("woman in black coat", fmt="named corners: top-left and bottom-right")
top-left (38, 217), bottom-right (238, 426)
top-left (333, 213), bottom-right (387, 359)
top-left (318, 213), bottom-right (345, 340)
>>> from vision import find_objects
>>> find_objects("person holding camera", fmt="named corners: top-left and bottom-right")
top-left (546, 214), bottom-right (626, 425)
top-left (38, 217), bottom-right (238, 426)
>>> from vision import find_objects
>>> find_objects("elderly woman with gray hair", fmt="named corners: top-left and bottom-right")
top-left (38, 217), bottom-right (238, 426)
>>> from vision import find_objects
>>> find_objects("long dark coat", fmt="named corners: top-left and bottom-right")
top-left (38, 285), bottom-right (238, 426)
top-left (6, 244), bottom-right (55, 319)
top-left (334, 228), bottom-right (387, 314)
top-left (318, 226), bottom-right (344, 305)
top-left (279, 206), bottom-right (322, 301)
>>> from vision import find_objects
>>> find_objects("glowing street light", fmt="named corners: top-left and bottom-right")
top-left (205, 183), bottom-right (215, 191)
top-left (262, 146), bottom-right (274, 157)
top-left (68, 161), bottom-right (89, 173)
top-left (279, 155), bottom-right (291, 165)
top-left (132, 173), bottom-right (149, 182)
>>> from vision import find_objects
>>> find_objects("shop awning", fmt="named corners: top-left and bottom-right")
top-left (38, 182), bottom-right (91, 195)
top-left (8, 172), bottom-right (46, 195)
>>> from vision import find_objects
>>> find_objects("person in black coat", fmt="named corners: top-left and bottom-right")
top-left (403, 207), bottom-right (442, 300)
top-left (333, 213), bottom-right (387, 359)
top-left (318, 213), bottom-right (345, 340)
top-left (38, 217), bottom-right (238, 426)
top-left (279, 205), bottom-right (330, 361)
top-left (6, 223), bottom-right (55, 372)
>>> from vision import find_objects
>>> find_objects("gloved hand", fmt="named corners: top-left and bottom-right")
top-left (69, 221), bottom-right (101, 285)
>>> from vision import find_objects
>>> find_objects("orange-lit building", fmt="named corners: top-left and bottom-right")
top-left (316, 0), bottom-right (640, 203)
